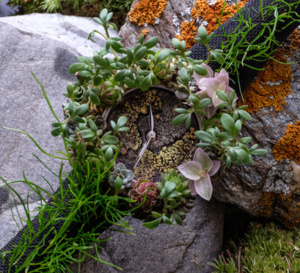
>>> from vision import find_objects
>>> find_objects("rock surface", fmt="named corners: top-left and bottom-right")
top-left (213, 50), bottom-right (300, 228)
top-left (0, 13), bottom-right (224, 272)
top-left (120, 0), bottom-right (197, 49)
top-left (0, 13), bottom-right (118, 57)
top-left (70, 197), bottom-right (224, 273)
top-left (0, 13), bottom-right (116, 249)
top-left (120, 0), bottom-right (300, 228)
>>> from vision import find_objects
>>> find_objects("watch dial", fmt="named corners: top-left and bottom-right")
top-left (106, 87), bottom-right (198, 181)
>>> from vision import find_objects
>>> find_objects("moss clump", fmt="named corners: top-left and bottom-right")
top-left (210, 222), bottom-right (300, 273)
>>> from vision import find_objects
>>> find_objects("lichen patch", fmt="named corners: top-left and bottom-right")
top-left (273, 121), bottom-right (300, 164)
top-left (128, 0), bottom-right (167, 26)
top-left (238, 49), bottom-right (293, 113)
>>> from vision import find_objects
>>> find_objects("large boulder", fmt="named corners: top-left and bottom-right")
top-left (70, 197), bottom-right (224, 273)
top-left (0, 13), bottom-right (224, 272)
top-left (0, 13), bottom-right (116, 249)
top-left (213, 52), bottom-right (300, 229)
top-left (120, 0), bottom-right (300, 228)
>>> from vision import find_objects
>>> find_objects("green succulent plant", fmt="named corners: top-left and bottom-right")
top-left (143, 171), bottom-right (191, 228)
top-left (109, 162), bottom-right (134, 191)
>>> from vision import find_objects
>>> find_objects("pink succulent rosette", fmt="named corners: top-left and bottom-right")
top-left (193, 64), bottom-right (238, 118)
top-left (128, 178), bottom-right (159, 213)
top-left (177, 148), bottom-right (220, 201)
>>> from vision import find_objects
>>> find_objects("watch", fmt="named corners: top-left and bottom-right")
top-left (104, 87), bottom-right (199, 182)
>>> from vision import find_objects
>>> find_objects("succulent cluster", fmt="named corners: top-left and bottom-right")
top-left (178, 148), bottom-right (220, 201)
top-left (143, 171), bottom-right (192, 228)
top-left (109, 163), bottom-right (134, 191)
top-left (49, 8), bottom-right (268, 226)
top-left (128, 178), bottom-right (160, 213)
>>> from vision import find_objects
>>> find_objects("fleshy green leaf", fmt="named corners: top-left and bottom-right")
top-left (156, 49), bottom-right (170, 63)
top-left (140, 75), bottom-right (151, 91)
top-left (69, 63), bottom-right (85, 74)
top-left (51, 127), bottom-right (61, 137)
top-left (114, 176), bottom-right (123, 192)
top-left (143, 37), bottom-right (159, 48)
top-left (172, 114), bottom-right (187, 126)
top-left (251, 149), bottom-right (267, 156)
top-left (221, 114), bottom-right (235, 133)
top-left (102, 135), bottom-right (119, 145)
top-left (195, 131), bottom-right (213, 142)
top-left (74, 104), bottom-right (89, 116)
top-left (117, 116), bottom-right (128, 127)
top-left (164, 181), bottom-right (177, 194)
top-left (135, 46), bottom-right (147, 61)
top-left (143, 218), bottom-right (161, 229)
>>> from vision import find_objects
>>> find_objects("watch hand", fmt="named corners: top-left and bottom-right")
top-left (134, 105), bottom-right (156, 168)
top-left (150, 104), bottom-right (154, 132)
top-left (134, 136), bottom-right (151, 168)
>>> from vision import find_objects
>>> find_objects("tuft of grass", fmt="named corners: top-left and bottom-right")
top-left (0, 75), bottom-right (136, 272)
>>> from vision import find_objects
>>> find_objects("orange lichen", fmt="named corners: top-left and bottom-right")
top-left (238, 49), bottom-right (293, 113)
top-left (283, 29), bottom-right (300, 55)
top-left (191, 0), bottom-right (247, 34)
top-left (138, 28), bottom-right (149, 38)
top-left (278, 192), bottom-right (300, 229)
top-left (175, 21), bottom-right (198, 50)
top-left (128, 0), bottom-right (167, 26)
top-left (257, 192), bottom-right (276, 218)
top-left (257, 191), bottom-right (300, 229)
top-left (175, 0), bottom-right (247, 50)
top-left (272, 121), bottom-right (300, 164)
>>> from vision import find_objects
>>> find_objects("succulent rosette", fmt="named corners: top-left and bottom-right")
top-left (177, 148), bottom-right (220, 201)
top-left (193, 64), bottom-right (238, 117)
top-left (128, 178), bottom-right (160, 213)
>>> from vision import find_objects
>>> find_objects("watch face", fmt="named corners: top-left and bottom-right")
top-left (105, 87), bottom-right (199, 182)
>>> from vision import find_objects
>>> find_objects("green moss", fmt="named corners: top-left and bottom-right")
top-left (210, 222), bottom-right (300, 273)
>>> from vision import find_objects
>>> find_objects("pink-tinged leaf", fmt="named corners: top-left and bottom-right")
top-left (205, 105), bottom-right (217, 118)
top-left (177, 161), bottom-right (202, 180)
top-left (201, 63), bottom-right (214, 77)
top-left (189, 181), bottom-right (198, 196)
top-left (215, 68), bottom-right (230, 86)
top-left (197, 78), bottom-right (220, 96)
top-left (209, 160), bottom-right (221, 176)
top-left (194, 174), bottom-right (213, 201)
top-left (193, 148), bottom-right (213, 171)
top-left (225, 86), bottom-right (234, 94)
top-left (196, 90), bottom-right (210, 100)
top-left (193, 71), bottom-right (204, 84)
top-left (212, 91), bottom-right (224, 107)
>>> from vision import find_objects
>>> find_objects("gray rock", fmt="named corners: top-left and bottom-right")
top-left (0, 15), bottom-right (99, 248)
top-left (212, 50), bottom-right (300, 228)
top-left (0, 13), bottom-right (118, 57)
top-left (0, 12), bottom-right (224, 272)
top-left (120, 0), bottom-right (300, 228)
top-left (120, 0), bottom-right (197, 49)
top-left (70, 197), bottom-right (224, 273)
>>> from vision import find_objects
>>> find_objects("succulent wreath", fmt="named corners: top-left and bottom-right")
top-left (52, 8), bottom-right (267, 227)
